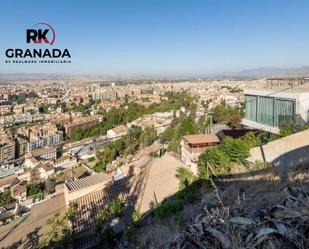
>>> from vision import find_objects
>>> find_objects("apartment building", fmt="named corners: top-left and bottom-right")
top-left (0, 140), bottom-right (15, 164)
top-left (27, 132), bottom-right (63, 151)
top-left (92, 90), bottom-right (117, 100)
top-left (15, 137), bottom-right (27, 156)
top-left (31, 147), bottom-right (57, 160)
top-left (0, 164), bottom-right (15, 179)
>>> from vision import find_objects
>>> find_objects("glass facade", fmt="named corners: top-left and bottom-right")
top-left (275, 99), bottom-right (295, 125)
top-left (258, 97), bottom-right (274, 125)
top-left (245, 95), bottom-right (295, 126)
top-left (245, 95), bottom-right (257, 121)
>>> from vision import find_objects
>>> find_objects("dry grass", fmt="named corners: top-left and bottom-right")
top-left (121, 163), bottom-right (309, 249)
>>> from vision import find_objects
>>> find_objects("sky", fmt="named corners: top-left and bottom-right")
top-left (0, 0), bottom-right (309, 75)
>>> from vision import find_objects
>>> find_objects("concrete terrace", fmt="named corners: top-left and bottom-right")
top-left (248, 128), bottom-right (309, 168)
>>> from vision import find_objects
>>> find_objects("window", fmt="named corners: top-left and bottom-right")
top-left (245, 95), bottom-right (257, 121)
top-left (275, 99), bottom-right (295, 126)
top-left (258, 97), bottom-right (274, 126)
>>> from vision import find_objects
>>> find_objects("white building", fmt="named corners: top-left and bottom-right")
top-left (35, 163), bottom-right (55, 180)
top-left (106, 125), bottom-right (129, 141)
top-left (27, 131), bottom-right (63, 151)
top-left (53, 155), bottom-right (77, 170)
top-left (31, 147), bottom-right (57, 160)
top-left (242, 88), bottom-right (309, 134)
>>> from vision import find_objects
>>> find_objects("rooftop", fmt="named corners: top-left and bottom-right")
top-left (65, 173), bottom-right (112, 192)
top-left (11, 184), bottom-right (27, 196)
top-left (111, 125), bottom-right (128, 134)
top-left (183, 134), bottom-right (220, 144)
top-left (0, 175), bottom-right (18, 188)
top-left (244, 87), bottom-right (309, 96)
top-left (31, 146), bottom-right (56, 156)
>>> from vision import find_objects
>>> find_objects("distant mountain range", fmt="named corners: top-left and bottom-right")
top-left (1, 66), bottom-right (309, 81)
top-left (223, 66), bottom-right (309, 77)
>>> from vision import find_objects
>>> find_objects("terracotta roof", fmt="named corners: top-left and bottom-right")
top-left (183, 134), bottom-right (220, 144)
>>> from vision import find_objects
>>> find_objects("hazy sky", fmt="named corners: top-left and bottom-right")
top-left (1, 0), bottom-right (309, 75)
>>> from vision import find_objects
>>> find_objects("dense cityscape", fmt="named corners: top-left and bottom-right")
top-left (0, 75), bottom-right (309, 248)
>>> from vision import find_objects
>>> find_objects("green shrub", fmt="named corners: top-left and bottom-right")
top-left (198, 147), bottom-right (230, 178)
top-left (100, 226), bottom-right (115, 245)
top-left (95, 198), bottom-right (126, 235)
top-left (93, 160), bottom-right (107, 173)
top-left (218, 137), bottom-right (249, 164)
top-left (27, 182), bottom-right (41, 197)
top-left (124, 226), bottom-right (135, 240)
top-left (176, 167), bottom-right (196, 190)
top-left (132, 211), bottom-right (142, 223)
top-left (154, 199), bottom-right (183, 218)
top-left (176, 189), bottom-right (196, 203)
top-left (0, 191), bottom-right (15, 206)
top-left (242, 132), bottom-right (260, 148)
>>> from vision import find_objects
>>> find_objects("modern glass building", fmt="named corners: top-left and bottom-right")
top-left (243, 89), bottom-right (309, 133)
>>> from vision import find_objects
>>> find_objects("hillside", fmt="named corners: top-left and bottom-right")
top-left (117, 163), bottom-right (309, 249)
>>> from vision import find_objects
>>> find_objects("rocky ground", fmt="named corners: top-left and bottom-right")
top-left (118, 163), bottom-right (309, 249)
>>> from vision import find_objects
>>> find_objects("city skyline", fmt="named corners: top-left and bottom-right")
top-left (1, 0), bottom-right (309, 75)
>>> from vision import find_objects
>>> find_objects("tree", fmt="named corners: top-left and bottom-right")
top-left (211, 104), bottom-right (230, 124)
top-left (38, 212), bottom-right (73, 249)
top-left (27, 182), bottom-right (41, 197)
top-left (95, 198), bottom-right (125, 236)
top-left (128, 125), bottom-right (142, 141)
top-left (95, 149), bottom-right (103, 160)
top-left (211, 103), bottom-right (244, 125)
top-left (65, 202), bottom-right (78, 223)
top-left (218, 137), bottom-right (249, 164)
top-left (44, 178), bottom-right (56, 194)
top-left (94, 160), bottom-right (107, 173)
top-left (177, 117), bottom-right (198, 137)
top-left (103, 143), bottom-right (114, 163)
top-left (124, 141), bottom-right (139, 156)
top-left (0, 191), bottom-right (15, 207)
top-left (139, 128), bottom-right (157, 147)
top-left (160, 127), bottom-right (175, 144)
top-left (198, 147), bottom-right (230, 178)
top-left (114, 139), bottom-right (125, 155)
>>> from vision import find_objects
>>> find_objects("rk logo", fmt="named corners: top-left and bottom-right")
top-left (26, 23), bottom-right (56, 45)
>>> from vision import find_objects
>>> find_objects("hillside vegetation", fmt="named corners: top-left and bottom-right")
top-left (120, 162), bottom-right (309, 249)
